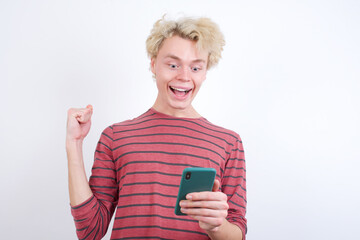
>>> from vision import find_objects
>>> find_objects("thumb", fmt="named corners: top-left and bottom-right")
top-left (74, 105), bottom-right (93, 123)
top-left (86, 104), bottom-right (93, 110)
top-left (212, 179), bottom-right (220, 192)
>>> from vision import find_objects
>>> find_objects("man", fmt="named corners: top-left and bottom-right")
top-left (66, 16), bottom-right (247, 239)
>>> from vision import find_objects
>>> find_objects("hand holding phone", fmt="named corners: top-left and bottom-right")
top-left (175, 167), bottom-right (216, 216)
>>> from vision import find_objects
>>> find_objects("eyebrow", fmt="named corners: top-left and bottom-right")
top-left (164, 54), bottom-right (206, 64)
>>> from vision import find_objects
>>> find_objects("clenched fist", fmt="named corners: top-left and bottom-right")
top-left (66, 105), bottom-right (93, 142)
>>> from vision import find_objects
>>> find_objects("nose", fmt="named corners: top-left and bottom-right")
top-left (177, 66), bottom-right (190, 81)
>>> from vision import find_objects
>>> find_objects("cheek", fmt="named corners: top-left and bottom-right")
top-left (155, 78), bottom-right (165, 90)
top-left (157, 70), bottom-right (176, 83)
top-left (194, 74), bottom-right (206, 87)
top-left (156, 76), bottom-right (170, 91)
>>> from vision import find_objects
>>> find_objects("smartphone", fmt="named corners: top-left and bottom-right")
top-left (175, 167), bottom-right (216, 216)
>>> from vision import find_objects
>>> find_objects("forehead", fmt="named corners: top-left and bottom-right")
top-left (157, 35), bottom-right (208, 62)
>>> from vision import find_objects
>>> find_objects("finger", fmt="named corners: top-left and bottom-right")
top-left (212, 179), bottom-right (220, 192)
top-left (72, 106), bottom-right (93, 123)
top-left (181, 207), bottom-right (227, 218)
top-left (80, 107), bottom-right (93, 123)
top-left (68, 106), bottom-right (92, 117)
top-left (187, 191), bottom-right (227, 201)
top-left (180, 200), bottom-right (229, 211)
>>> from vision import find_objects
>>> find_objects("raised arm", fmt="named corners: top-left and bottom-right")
top-left (66, 105), bottom-right (94, 206)
top-left (66, 105), bottom-right (118, 239)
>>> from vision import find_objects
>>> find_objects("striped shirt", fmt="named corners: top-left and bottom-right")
top-left (71, 108), bottom-right (247, 239)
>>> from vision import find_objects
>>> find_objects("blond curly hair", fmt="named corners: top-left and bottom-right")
top-left (146, 16), bottom-right (225, 69)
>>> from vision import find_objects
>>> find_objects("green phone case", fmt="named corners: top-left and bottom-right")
top-left (175, 167), bottom-right (216, 216)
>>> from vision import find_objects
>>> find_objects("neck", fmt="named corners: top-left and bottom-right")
top-left (152, 103), bottom-right (201, 119)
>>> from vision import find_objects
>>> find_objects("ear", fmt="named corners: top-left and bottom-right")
top-left (150, 57), bottom-right (156, 75)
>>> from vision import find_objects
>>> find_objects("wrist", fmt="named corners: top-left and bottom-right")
top-left (66, 138), bottom-right (83, 149)
top-left (206, 219), bottom-right (241, 240)
top-left (66, 139), bottom-right (84, 165)
top-left (206, 219), bottom-right (226, 233)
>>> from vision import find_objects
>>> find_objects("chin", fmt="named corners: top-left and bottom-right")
top-left (169, 100), bottom-right (192, 110)
top-left (170, 105), bottom-right (189, 111)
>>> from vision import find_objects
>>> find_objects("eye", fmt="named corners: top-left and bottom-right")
top-left (169, 64), bottom-right (178, 69)
top-left (192, 67), bottom-right (201, 72)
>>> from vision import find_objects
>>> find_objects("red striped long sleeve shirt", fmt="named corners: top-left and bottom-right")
top-left (71, 108), bottom-right (247, 239)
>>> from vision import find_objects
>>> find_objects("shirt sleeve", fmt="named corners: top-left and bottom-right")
top-left (70, 126), bottom-right (118, 240)
top-left (222, 133), bottom-right (247, 239)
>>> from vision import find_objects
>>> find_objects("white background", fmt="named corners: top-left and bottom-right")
top-left (0, 0), bottom-right (359, 239)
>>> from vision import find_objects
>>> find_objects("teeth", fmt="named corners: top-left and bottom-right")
top-left (170, 86), bottom-right (190, 92)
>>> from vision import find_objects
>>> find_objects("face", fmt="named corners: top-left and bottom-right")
top-left (151, 35), bottom-right (208, 118)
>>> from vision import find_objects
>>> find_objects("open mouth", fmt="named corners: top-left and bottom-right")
top-left (169, 86), bottom-right (192, 97)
